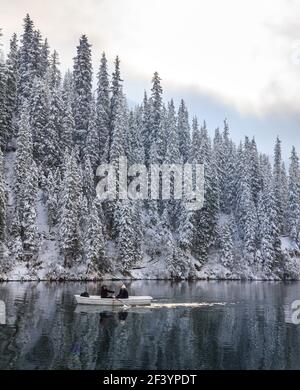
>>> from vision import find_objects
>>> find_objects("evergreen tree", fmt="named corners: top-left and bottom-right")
top-left (178, 209), bottom-right (194, 252)
top-left (46, 170), bottom-right (60, 230)
top-left (62, 70), bottom-right (73, 103)
top-left (0, 148), bottom-right (6, 245)
top-left (141, 91), bottom-right (151, 162)
top-left (219, 223), bottom-right (234, 269)
top-left (86, 200), bottom-right (107, 273)
top-left (43, 86), bottom-right (63, 168)
top-left (72, 35), bottom-right (92, 148)
top-left (258, 160), bottom-right (281, 271)
top-left (149, 72), bottom-right (163, 159)
top-left (249, 138), bottom-right (262, 205)
top-left (273, 137), bottom-right (284, 233)
top-left (18, 14), bottom-right (35, 103)
top-left (15, 103), bottom-right (34, 206)
top-left (109, 56), bottom-right (123, 161)
top-left (116, 200), bottom-right (139, 271)
top-left (40, 38), bottom-right (50, 78)
top-left (110, 94), bottom-right (126, 165)
top-left (32, 29), bottom-right (43, 76)
top-left (96, 52), bottom-right (110, 158)
top-left (21, 161), bottom-right (38, 257)
top-left (85, 98), bottom-right (100, 170)
top-left (5, 33), bottom-right (19, 144)
top-left (30, 77), bottom-right (50, 161)
top-left (126, 109), bottom-right (145, 165)
top-left (49, 50), bottom-right (61, 91)
top-left (0, 29), bottom-right (7, 150)
top-left (177, 99), bottom-right (190, 162)
top-left (59, 153), bottom-right (82, 267)
top-left (61, 94), bottom-right (74, 154)
top-left (288, 147), bottom-right (300, 245)
top-left (82, 156), bottom-right (95, 201)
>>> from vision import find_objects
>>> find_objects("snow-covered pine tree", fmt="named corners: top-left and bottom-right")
top-left (49, 50), bottom-right (61, 91)
top-left (155, 103), bottom-right (167, 164)
top-left (258, 157), bottom-right (282, 272)
top-left (9, 208), bottom-right (23, 262)
top-left (15, 102), bottom-right (34, 206)
top-left (149, 72), bottom-right (163, 161)
top-left (59, 153), bottom-right (82, 267)
top-left (141, 91), bottom-right (152, 163)
top-left (219, 223), bottom-right (234, 269)
top-left (192, 146), bottom-right (219, 264)
top-left (281, 161), bottom-right (289, 234)
top-left (85, 97), bottom-right (100, 170)
top-left (110, 93), bottom-right (127, 166)
top-left (178, 208), bottom-right (194, 252)
top-left (235, 140), bottom-right (258, 261)
top-left (190, 116), bottom-right (201, 163)
top-left (249, 138), bottom-right (262, 206)
top-left (164, 99), bottom-right (182, 227)
top-left (30, 77), bottom-right (50, 161)
top-left (288, 147), bottom-right (300, 245)
top-left (165, 99), bottom-right (180, 163)
top-left (72, 35), bottom-right (92, 149)
top-left (18, 14), bottom-right (36, 103)
top-left (177, 99), bottom-right (190, 162)
top-left (21, 161), bottom-right (38, 260)
top-left (62, 70), bottom-right (73, 103)
top-left (0, 147), bottom-right (6, 245)
top-left (61, 93), bottom-right (74, 155)
top-left (40, 38), bottom-right (50, 78)
top-left (86, 200), bottom-right (107, 274)
top-left (273, 137), bottom-right (284, 233)
top-left (46, 169), bottom-right (61, 230)
top-left (5, 33), bottom-right (19, 145)
top-left (82, 156), bottom-right (95, 202)
top-left (220, 121), bottom-right (237, 214)
top-left (126, 109), bottom-right (145, 165)
top-left (240, 183), bottom-right (257, 260)
top-left (32, 29), bottom-right (43, 77)
top-left (116, 200), bottom-right (140, 272)
top-left (96, 52), bottom-right (110, 159)
top-left (43, 85), bottom-right (63, 169)
top-left (0, 29), bottom-right (7, 150)
top-left (213, 127), bottom-right (226, 211)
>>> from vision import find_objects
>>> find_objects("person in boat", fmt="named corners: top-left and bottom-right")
top-left (116, 284), bottom-right (129, 299)
top-left (100, 285), bottom-right (115, 298)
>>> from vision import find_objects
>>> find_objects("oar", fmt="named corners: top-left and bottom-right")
top-left (115, 297), bottom-right (129, 309)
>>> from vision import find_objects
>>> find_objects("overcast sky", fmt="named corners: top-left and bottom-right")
top-left (1, 0), bottom-right (300, 160)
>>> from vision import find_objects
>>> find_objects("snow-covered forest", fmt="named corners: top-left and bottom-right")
top-left (0, 15), bottom-right (300, 281)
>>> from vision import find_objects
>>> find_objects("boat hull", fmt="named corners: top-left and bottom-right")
top-left (74, 295), bottom-right (153, 306)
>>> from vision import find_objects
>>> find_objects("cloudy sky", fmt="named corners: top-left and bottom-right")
top-left (1, 0), bottom-right (300, 159)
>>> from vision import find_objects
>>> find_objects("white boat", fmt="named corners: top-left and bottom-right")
top-left (74, 295), bottom-right (153, 306)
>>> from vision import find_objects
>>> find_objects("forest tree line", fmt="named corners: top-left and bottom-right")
top-left (0, 15), bottom-right (300, 279)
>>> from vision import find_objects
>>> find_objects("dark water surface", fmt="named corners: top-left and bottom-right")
top-left (0, 281), bottom-right (300, 370)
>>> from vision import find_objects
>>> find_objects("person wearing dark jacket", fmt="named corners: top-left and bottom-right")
top-left (116, 284), bottom-right (129, 299)
top-left (100, 285), bottom-right (114, 298)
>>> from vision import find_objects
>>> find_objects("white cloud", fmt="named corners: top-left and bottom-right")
top-left (1, 0), bottom-right (300, 115)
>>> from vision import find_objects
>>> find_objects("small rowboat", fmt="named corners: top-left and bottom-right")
top-left (74, 295), bottom-right (153, 306)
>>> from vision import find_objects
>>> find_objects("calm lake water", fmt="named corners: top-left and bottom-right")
top-left (0, 281), bottom-right (300, 370)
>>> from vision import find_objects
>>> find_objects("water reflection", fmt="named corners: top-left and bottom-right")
top-left (0, 300), bottom-right (5, 325)
top-left (0, 281), bottom-right (300, 369)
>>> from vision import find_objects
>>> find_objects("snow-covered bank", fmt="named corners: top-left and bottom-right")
top-left (1, 235), bottom-right (300, 281)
